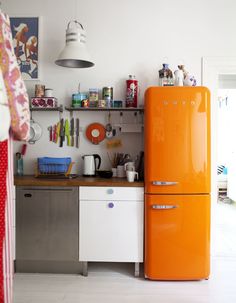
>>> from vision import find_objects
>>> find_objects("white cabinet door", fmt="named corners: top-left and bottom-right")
top-left (79, 199), bottom-right (143, 262)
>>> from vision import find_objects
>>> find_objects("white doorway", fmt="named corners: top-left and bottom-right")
top-left (202, 57), bottom-right (236, 258)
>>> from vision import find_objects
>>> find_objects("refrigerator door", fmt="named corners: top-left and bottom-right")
top-left (145, 194), bottom-right (210, 280)
top-left (145, 86), bottom-right (211, 194)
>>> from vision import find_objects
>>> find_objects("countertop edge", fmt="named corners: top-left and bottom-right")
top-left (14, 175), bottom-right (144, 187)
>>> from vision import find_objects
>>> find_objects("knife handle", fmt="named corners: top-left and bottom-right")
top-left (67, 135), bottom-right (71, 146)
top-left (60, 136), bottom-right (63, 147)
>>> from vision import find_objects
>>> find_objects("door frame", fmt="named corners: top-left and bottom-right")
top-left (202, 57), bottom-right (236, 256)
top-left (202, 56), bottom-right (236, 204)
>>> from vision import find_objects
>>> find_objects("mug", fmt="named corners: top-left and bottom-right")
top-left (124, 162), bottom-right (135, 171)
top-left (126, 171), bottom-right (138, 182)
top-left (117, 165), bottom-right (125, 178)
top-left (112, 167), bottom-right (117, 177)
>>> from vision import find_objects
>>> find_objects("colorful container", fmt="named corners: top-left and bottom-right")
top-left (126, 75), bottom-right (138, 108)
top-left (89, 88), bottom-right (99, 107)
top-left (35, 84), bottom-right (45, 97)
top-left (102, 87), bottom-right (113, 107)
top-left (72, 93), bottom-right (87, 107)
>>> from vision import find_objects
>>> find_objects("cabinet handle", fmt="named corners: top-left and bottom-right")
top-left (152, 181), bottom-right (178, 186)
top-left (108, 202), bottom-right (114, 208)
top-left (151, 204), bottom-right (177, 210)
top-left (107, 189), bottom-right (114, 194)
top-left (24, 193), bottom-right (32, 198)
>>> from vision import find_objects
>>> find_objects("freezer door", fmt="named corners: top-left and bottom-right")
top-left (145, 194), bottom-right (210, 280)
top-left (145, 86), bottom-right (211, 194)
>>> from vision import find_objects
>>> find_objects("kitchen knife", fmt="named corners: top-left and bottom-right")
top-left (76, 118), bottom-right (80, 148)
top-left (48, 126), bottom-right (52, 141)
top-left (65, 119), bottom-right (71, 146)
top-left (59, 118), bottom-right (64, 148)
top-left (56, 122), bottom-right (60, 144)
top-left (70, 118), bottom-right (75, 147)
top-left (53, 124), bottom-right (57, 143)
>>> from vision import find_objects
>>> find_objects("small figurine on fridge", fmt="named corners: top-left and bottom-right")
top-left (174, 66), bottom-right (184, 86)
top-left (158, 63), bottom-right (174, 86)
top-left (174, 65), bottom-right (197, 86)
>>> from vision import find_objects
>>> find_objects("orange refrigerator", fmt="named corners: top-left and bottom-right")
top-left (144, 86), bottom-right (211, 280)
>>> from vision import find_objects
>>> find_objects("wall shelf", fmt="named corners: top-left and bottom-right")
top-left (65, 106), bottom-right (144, 112)
top-left (30, 105), bottom-right (63, 112)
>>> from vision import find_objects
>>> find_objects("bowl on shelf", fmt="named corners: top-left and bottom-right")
top-left (97, 170), bottom-right (113, 178)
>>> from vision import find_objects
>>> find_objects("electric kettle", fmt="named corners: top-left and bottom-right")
top-left (82, 154), bottom-right (101, 176)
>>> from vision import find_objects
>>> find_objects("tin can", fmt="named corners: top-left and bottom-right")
top-left (102, 87), bottom-right (113, 108)
top-left (72, 94), bottom-right (81, 107)
top-left (35, 84), bottom-right (45, 97)
top-left (44, 88), bottom-right (53, 97)
top-left (125, 75), bottom-right (138, 108)
top-left (113, 100), bottom-right (123, 108)
top-left (102, 86), bottom-right (113, 100)
top-left (72, 93), bottom-right (87, 107)
top-left (89, 88), bottom-right (99, 107)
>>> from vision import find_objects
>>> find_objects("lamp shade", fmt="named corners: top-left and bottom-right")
top-left (55, 21), bottom-right (94, 68)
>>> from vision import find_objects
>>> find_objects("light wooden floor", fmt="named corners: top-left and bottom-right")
top-left (14, 201), bottom-right (236, 303)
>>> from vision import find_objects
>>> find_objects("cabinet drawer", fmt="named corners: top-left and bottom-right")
top-left (80, 186), bottom-right (144, 201)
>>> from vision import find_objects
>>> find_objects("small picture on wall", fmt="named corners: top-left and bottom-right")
top-left (10, 17), bottom-right (39, 80)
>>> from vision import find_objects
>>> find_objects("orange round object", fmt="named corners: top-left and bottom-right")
top-left (86, 123), bottom-right (106, 144)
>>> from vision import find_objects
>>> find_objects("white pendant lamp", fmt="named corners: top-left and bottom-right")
top-left (55, 20), bottom-right (94, 68)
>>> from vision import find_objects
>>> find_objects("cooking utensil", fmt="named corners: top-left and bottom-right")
top-left (56, 122), bottom-right (60, 144)
top-left (53, 124), bottom-right (57, 142)
top-left (106, 139), bottom-right (122, 149)
top-left (65, 119), bottom-right (70, 146)
top-left (48, 126), bottom-right (53, 141)
top-left (70, 118), bottom-right (75, 147)
top-left (59, 118), bottom-right (64, 147)
top-left (97, 170), bottom-right (113, 178)
top-left (76, 118), bottom-right (80, 148)
top-left (105, 123), bottom-right (112, 132)
top-left (86, 123), bottom-right (106, 145)
top-left (105, 112), bottom-right (115, 139)
top-left (106, 130), bottom-right (113, 138)
top-left (29, 119), bottom-right (42, 144)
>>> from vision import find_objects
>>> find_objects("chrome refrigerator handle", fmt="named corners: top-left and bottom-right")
top-left (151, 205), bottom-right (178, 210)
top-left (152, 181), bottom-right (178, 186)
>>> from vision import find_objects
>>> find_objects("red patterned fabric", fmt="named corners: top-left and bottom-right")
top-left (0, 140), bottom-right (8, 303)
top-left (0, 12), bottom-right (30, 141)
top-left (3, 138), bottom-right (13, 303)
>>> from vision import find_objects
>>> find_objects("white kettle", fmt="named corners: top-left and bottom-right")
top-left (82, 154), bottom-right (101, 176)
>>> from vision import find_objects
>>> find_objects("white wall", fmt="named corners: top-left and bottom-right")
top-left (3, 0), bottom-right (236, 174)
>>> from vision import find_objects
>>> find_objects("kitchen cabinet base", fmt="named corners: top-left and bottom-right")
top-left (134, 262), bottom-right (140, 277)
top-left (81, 262), bottom-right (141, 277)
top-left (82, 261), bottom-right (88, 276)
top-left (15, 260), bottom-right (83, 274)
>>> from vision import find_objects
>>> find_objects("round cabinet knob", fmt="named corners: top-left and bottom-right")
top-left (108, 202), bottom-right (114, 208)
top-left (107, 188), bottom-right (114, 194)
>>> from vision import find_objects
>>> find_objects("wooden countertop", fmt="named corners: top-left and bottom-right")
top-left (14, 175), bottom-right (144, 187)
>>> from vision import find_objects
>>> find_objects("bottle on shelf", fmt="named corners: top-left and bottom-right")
top-left (126, 75), bottom-right (138, 108)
